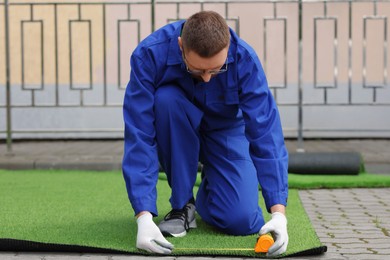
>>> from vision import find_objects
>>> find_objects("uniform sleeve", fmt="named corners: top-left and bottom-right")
top-left (122, 53), bottom-right (159, 216)
top-left (238, 53), bottom-right (288, 212)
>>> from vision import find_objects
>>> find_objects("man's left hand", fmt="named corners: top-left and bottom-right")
top-left (259, 212), bottom-right (288, 256)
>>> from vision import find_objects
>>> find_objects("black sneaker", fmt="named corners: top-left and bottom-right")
top-left (158, 199), bottom-right (197, 237)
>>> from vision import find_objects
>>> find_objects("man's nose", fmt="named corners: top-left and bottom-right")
top-left (201, 73), bottom-right (212, 82)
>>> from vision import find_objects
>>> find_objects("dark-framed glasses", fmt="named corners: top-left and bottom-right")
top-left (182, 51), bottom-right (228, 76)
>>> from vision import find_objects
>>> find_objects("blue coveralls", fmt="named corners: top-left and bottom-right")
top-left (122, 20), bottom-right (288, 236)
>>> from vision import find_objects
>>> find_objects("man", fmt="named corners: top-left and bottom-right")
top-left (122, 11), bottom-right (289, 257)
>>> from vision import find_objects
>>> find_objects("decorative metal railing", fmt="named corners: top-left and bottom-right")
top-left (1, 0), bottom-right (390, 152)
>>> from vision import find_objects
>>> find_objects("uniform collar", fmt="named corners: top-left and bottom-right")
top-left (166, 21), bottom-right (235, 66)
top-left (167, 21), bottom-right (185, 65)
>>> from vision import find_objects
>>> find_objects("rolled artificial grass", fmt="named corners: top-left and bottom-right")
top-left (0, 169), bottom-right (326, 258)
top-left (288, 152), bottom-right (362, 175)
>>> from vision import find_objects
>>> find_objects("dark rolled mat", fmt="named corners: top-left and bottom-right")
top-left (288, 152), bottom-right (362, 175)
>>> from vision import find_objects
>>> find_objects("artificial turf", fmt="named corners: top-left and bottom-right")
top-left (184, 170), bottom-right (390, 189)
top-left (0, 169), bottom-right (328, 258)
top-left (288, 171), bottom-right (390, 189)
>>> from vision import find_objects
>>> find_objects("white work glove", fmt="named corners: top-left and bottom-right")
top-left (136, 212), bottom-right (174, 254)
top-left (259, 212), bottom-right (288, 257)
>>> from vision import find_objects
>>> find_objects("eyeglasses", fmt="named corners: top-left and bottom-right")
top-left (182, 50), bottom-right (228, 76)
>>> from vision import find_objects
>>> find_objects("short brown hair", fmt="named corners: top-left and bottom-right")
top-left (181, 11), bottom-right (230, 57)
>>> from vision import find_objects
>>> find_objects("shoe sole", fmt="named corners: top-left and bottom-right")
top-left (161, 218), bottom-right (197, 237)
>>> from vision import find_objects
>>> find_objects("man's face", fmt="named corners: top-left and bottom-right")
top-left (178, 37), bottom-right (228, 83)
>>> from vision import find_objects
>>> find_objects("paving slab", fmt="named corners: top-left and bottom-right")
top-left (299, 188), bottom-right (390, 259)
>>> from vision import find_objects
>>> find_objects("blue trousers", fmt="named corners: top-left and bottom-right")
top-left (154, 85), bottom-right (264, 235)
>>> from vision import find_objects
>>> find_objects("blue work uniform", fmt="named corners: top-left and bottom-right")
top-left (122, 20), bottom-right (288, 235)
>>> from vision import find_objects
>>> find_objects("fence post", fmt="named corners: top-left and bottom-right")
top-left (151, 0), bottom-right (155, 32)
top-left (297, 0), bottom-right (304, 152)
top-left (4, 0), bottom-right (12, 152)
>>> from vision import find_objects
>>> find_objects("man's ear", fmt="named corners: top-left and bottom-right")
top-left (178, 37), bottom-right (183, 51)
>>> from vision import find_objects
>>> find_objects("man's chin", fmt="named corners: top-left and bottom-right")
top-left (192, 75), bottom-right (217, 83)
top-left (192, 75), bottom-right (205, 82)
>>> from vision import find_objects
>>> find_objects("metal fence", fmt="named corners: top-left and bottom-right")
top-left (1, 0), bottom-right (390, 152)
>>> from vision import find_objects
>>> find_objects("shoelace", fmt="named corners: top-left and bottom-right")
top-left (164, 205), bottom-right (192, 229)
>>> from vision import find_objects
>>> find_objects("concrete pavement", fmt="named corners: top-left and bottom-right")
top-left (1, 139), bottom-right (390, 259)
top-left (1, 139), bottom-right (390, 173)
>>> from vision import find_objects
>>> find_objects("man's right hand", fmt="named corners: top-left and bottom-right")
top-left (136, 212), bottom-right (174, 254)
